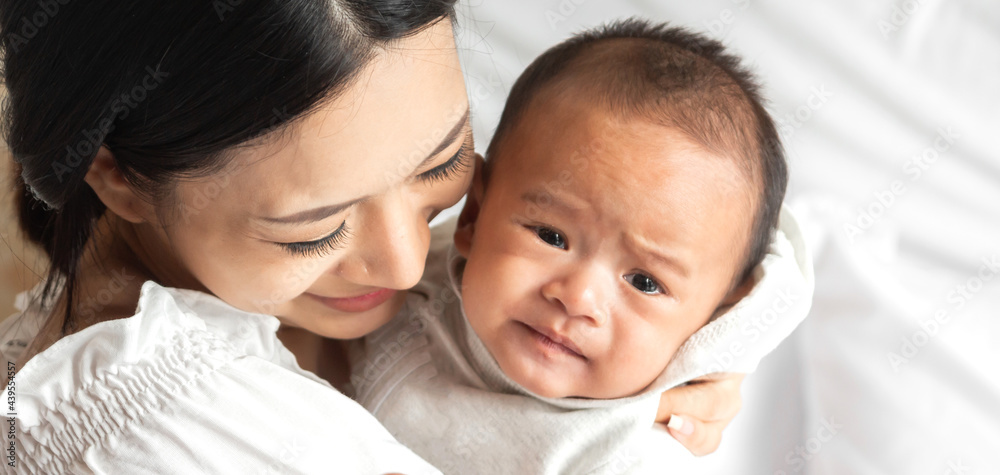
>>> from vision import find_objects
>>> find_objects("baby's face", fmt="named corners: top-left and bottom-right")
top-left (457, 94), bottom-right (753, 399)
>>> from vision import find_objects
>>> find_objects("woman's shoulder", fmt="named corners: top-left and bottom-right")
top-left (10, 281), bottom-right (298, 424)
top-left (11, 280), bottom-right (315, 409)
top-left (0, 285), bottom-right (50, 372)
top-left (9, 281), bottom-right (440, 474)
top-left (10, 280), bottom-right (305, 390)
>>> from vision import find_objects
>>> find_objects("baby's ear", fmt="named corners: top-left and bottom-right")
top-left (454, 154), bottom-right (487, 257)
top-left (720, 273), bottom-right (755, 308)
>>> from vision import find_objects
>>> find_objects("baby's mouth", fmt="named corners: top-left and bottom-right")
top-left (520, 322), bottom-right (587, 360)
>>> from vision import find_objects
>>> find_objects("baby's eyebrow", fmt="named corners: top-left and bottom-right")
top-left (519, 190), bottom-right (588, 215)
top-left (625, 235), bottom-right (691, 279)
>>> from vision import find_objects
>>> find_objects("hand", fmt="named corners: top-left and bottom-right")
top-left (655, 372), bottom-right (745, 456)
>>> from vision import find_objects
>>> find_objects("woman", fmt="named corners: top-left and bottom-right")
top-left (1, 0), bottom-right (743, 471)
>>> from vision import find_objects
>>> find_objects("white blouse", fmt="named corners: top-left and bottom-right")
top-left (0, 281), bottom-right (440, 475)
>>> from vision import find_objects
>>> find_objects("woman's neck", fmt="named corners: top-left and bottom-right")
top-left (276, 326), bottom-right (354, 393)
top-left (18, 214), bottom-right (153, 365)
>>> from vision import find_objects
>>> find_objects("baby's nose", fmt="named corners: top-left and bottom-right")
top-left (541, 266), bottom-right (611, 326)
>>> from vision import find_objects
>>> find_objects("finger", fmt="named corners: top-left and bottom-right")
top-left (666, 414), bottom-right (728, 457)
top-left (655, 376), bottom-right (744, 424)
top-left (691, 371), bottom-right (746, 387)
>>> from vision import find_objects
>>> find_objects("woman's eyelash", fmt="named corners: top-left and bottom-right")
top-left (277, 221), bottom-right (351, 258)
top-left (418, 141), bottom-right (472, 183)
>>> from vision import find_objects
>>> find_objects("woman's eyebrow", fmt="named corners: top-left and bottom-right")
top-left (254, 108), bottom-right (469, 226)
top-left (256, 196), bottom-right (371, 225)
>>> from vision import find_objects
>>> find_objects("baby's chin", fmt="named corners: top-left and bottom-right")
top-left (501, 359), bottom-right (658, 400)
top-left (497, 357), bottom-right (593, 399)
top-left (511, 371), bottom-right (580, 399)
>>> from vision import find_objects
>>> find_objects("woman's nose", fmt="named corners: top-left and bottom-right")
top-left (540, 265), bottom-right (610, 326)
top-left (338, 192), bottom-right (429, 290)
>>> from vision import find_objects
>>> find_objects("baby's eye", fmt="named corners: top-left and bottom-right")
top-left (531, 226), bottom-right (566, 249)
top-left (624, 273), bottom-right (663, 295)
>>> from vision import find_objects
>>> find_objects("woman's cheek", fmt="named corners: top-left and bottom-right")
top-left (219, 257), bottom-right (324, 316)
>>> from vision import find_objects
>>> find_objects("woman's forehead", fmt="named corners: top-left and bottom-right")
top-left (215, 21), bottom-right (469, 220)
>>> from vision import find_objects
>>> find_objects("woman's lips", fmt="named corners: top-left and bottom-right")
top-left (522, 322), bottom-right (586, 360)
top-left (308, 288), bottom-right (397, 313)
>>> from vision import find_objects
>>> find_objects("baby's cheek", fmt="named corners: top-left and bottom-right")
top-left (463, 251), bottom-right (508, 302)
top-left (616, 329), bottom-right (675, 388)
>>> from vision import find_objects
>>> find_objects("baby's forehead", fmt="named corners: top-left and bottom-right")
top-left (502, 107), bottom-right (752, 227)
top-left (509, 92), bottom-right (751, 185)
top-left (502, 34), bottom-right (763, 184)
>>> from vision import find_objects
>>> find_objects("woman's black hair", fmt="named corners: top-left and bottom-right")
top-left (1, 0), bottom-right (458, 332)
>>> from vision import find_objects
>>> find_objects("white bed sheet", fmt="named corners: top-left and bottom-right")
top-left (450, 1), bottom-right (1000, 473)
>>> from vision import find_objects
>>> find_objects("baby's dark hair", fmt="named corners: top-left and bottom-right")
top-left (484, 18), bottom-right (787, 288)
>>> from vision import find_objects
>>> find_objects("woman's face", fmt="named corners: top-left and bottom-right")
top-left (137, 21), bottom-right (473, 338)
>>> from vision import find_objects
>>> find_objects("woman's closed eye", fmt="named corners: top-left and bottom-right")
top-left (277, 221), bottom-right (351, 258)
top-left (418, 137), bottom-right (473, 184)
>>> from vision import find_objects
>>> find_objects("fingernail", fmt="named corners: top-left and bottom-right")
top-left (667, 414), bottom-right (693, 435)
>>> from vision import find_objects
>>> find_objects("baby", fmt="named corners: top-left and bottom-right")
top-left (350, 19), bottom-right (813, 474)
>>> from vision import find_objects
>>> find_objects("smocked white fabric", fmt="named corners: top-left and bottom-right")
top-left (350, 207), bottom-right (815, 474)
top-left (0, 282), bottom-right (440, 475)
